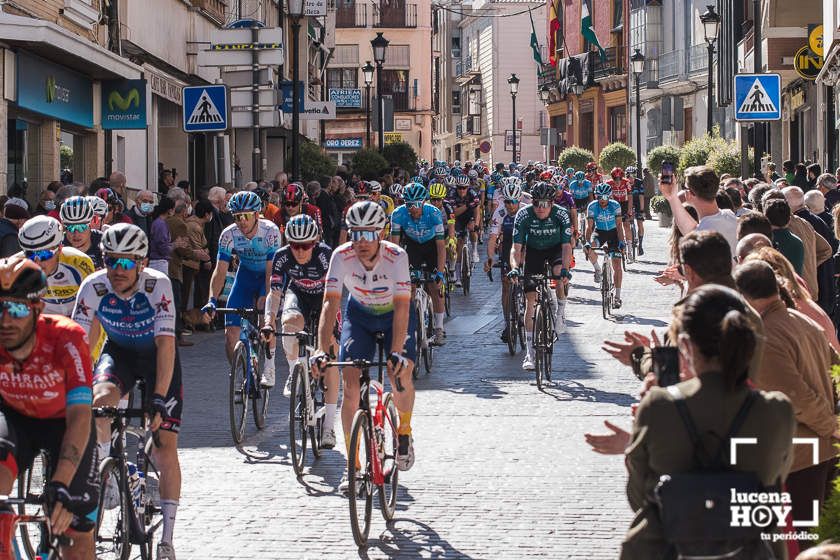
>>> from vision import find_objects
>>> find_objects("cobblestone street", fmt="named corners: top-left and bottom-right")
top-left (175, 223), bottom-right (679, 559)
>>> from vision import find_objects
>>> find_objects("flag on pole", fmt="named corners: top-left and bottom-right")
top-left (529, 8), bottom-right (543, 65)
top-left (581, 1), bottom-right (606, 62)
top-left (548, 0), bottom-right (561, 66)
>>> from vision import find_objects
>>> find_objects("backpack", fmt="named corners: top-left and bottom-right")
top-left (653, 386), bottom-right (777, 559)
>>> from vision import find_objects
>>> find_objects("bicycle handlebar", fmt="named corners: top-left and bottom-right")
top-left (93, 407), bottom-right (146, 419)
top-left (216, 307), bottom-right (259, 316)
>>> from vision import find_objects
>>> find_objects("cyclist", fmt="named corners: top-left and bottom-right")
top-left (390, 183), bottom-right (447, 346)
top-left (492, 176), bottom-right (532, 216)
top-left (203, 191), bottom-right (281, 387)
top-left (274, 183), bottom-right (322, 239)
top-left (626, 166), bottom-right (646, 256)
top-left (86, 196), bottom-right (109, 232)
top-left (509, 182), bottom-right (573, 371)
top-left (448, 175), bottom-right (481, 285)
top-left (428, 182), bottom-right (457, 275)
top-left (262, 214), bottom-right (339, 447)
top-left (17, 215), bottom-right (95, 317)
top-left (314, 201), bottom-right (417, 490)
top-left (391, 183), bottom-right (405, 206)
top-left (585, 161), bottom-right (602, 185)
top-left (553, 179), bottom-right (579, 239)
top-left (71, 224), bottom-right (181, 560)
top-left (569, 171), bottom-right (593, 237)
top-left (0, 256), bottom-right (99, 559)
top-left (485, 180), bottom-right (522, 343)
top-left (584, 183), bottom-right (626, 308)
top-left (564, 167), bottom-right (576, 186)
top-left (62, 196), bottom-right (104, 268)
top-left (337, 181), bottom-right (372, 246)
top-left (606, 167), bottom-right (633, 249)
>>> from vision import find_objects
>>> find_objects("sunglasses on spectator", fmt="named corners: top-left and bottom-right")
top-left (25, 249), bottom-right (56, 261)
top-left (504, 199), bottom-right (519, 205)
top-left (290, 242), bottom-right (316, 251)
top-left (349, 229), bottom-right (379, 242)
top-left (232, 212), bottom-right (255, 221)
top-left (65, 224), bottom-right (90, 234)
top-left (534, 200), bottom-right (552, 209)
top-left (0, 301), bottom-right (31, 319)
top-left (104, 256), bottom-right (139, 270)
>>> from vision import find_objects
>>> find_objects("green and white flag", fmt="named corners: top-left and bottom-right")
top-left (581, 2), bottom-right (606, 62)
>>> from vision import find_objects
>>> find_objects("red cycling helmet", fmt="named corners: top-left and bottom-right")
top-left (282, 183), bottom-right (304, 206)
top-left (611, 167), bottom-right (624, 179)
top-left (354, 181), bottom-right (371, 198)
top-left (539, 170), bottom-right (553, 181)
top-left (585, 162), bottom-right (598, 172)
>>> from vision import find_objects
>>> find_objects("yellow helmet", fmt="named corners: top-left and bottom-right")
top-left (429, 182), bottom-right (448, 199)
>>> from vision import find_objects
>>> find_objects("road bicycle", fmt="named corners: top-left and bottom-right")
top-left (441, 264), bottom-right (453, 317)
top-left (95, 383), bottom-right (162, 560)
top-left (599, 247), bottom-right (622, 319)
top-left (627, 219), bottom-right (638, 264)
top-left (409, 266), bottom-right (435, 379)
top-left (217, 308), bottom-right (271, 445)
top-left (276, 312), bottom-right (324, 477)
top-left (324, 333), bottom-right (400, 548)
top-left (458, 232), bottom-right (474, 296)
top-left (525, 263), bottom-right (565, 390)
top-left (505, 267), bottom-right (527, 356)
top-left (1, 491), bottom-right (68, 560)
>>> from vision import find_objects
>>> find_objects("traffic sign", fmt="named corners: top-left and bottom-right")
top-left (198, 49), bottom-right (283, 67)
top-left (182, 85), bottom-right (228, 132)
top-left (734, 74), bottom-right (781, 121)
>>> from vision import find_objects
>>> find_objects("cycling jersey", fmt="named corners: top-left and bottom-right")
top-left (217, 219), bottom-right (281, 274)
top-left (325, 240), bottom-right (411, 315)
top-left (65, 229), bottom-right (103, 269)
top-left (587, 199), bottom-right (622, 231)
top-left (273, 204), bottom-right (323, 235)
top-left (607, 178), bottom-right (631, 202)
top-left (390, 204), bottom-right (445, 244)
top-left (512, 204), bottom-right (573, 250)
top-left (432, 200), bottom-right (456, 226)
top-left (489, 206), bottom-right (517, 238)
top-left (0, 315), bottom-right (92, 419)
top-left (269, 242), bottom-right (332, 299)
top-left (554, 189), bottom-right (575, 211)
top-left (492, 189), bottom-right (532, 209)
top-left (19, 247), bottom-right (95, 317)
top-left (569, 179), bottom-right (593, 200)
top-left (447, 188), bottom-right (480, 213)
top-left (378, 195), bottom-right (395, 217)
top-left (72, 267), bottom-right (176, 350)
top-left (631, 177), bottom-right (645, 196)
top-left (586, 172), bottom-right (602, 185)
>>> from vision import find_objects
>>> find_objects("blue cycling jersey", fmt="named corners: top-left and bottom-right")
top-left (390, 204), bottom-right (445, 244)
top-left (217, 219), bottom-right (281, 274)
top-left (587, 199), bottom-right (622, 231)
top-left (570, 179), bottom-right (592, 200)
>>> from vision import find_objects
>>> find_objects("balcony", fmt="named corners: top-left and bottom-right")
top-left (190, 0), bottom-right (225, 24)
top-left (687, 43), bottom-right (708, 74)
top-left (658, 49), bottom-right (682, 83)
top-left (456, 55), bottom-right (480, 85)
top-left (593, 46), bottom-right (626, 80)
top-left (336, 4), bottom-right (367, 28)
top-left (374, 3), bottom-right (418, 28)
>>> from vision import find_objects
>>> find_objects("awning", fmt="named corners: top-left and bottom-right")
top-left (0, 12), bottom-right (141, 80)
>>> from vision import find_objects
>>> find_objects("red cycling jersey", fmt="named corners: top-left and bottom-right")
top-left (0, 315), bottom-right (93, 419)
top-left (607, 178), bottom-right (631, 202)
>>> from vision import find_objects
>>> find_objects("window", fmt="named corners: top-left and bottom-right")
top-left (452, 91), bottom-right (461, 114)
top-left (609, 106), bottom-right (627, 144)
top-left (381, 69), bottom-right (409, 111)
top-left (452, 37), bottom-right (461, 58)
top-left (612, 0), bottom-right (623, 31)
top-left (333, 45), bottom-right (359, 66)
top-left (384, 45), bottom-right (410, 68)
top-left (326, 68), bottom-right (358, 89)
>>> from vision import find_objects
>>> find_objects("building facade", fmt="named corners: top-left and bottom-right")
top-left (431, 2), bottom-right (462, 163)
top-left (818, 0), bottom-right (840, 170)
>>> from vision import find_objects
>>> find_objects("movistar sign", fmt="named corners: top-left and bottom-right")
top-left (101, 79), bottom-right (147, 130)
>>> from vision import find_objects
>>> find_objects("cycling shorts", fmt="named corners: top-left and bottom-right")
top-left (592, 229), bottom-right (621, 256)
top-left (339, 299), bottom-right (417, 363)
top-left (404, 238), bottom-right (440, 272)
top-left (632, 195), bottom-right (645, 220)
top-left (618, 201), bottom-right (630, 222)
top-left (574, 197), bottom-right (589, 212)
top-left (454, 209), bottom-right (475, 234)
top-left (0, 408), bottom-right (99, 531)
top-left (226, 270), bottom-right (267, 327)
top-left (523, 243), bottom-right (565, 293)
top-left (281, 291), bottom-right (341, 341)
top-left (94, 342), bottom-right (184, 433)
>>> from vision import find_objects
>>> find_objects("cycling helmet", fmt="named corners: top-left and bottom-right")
top-left (18, 216), bottom-right (63, 251)
top-left (345, 201), bottom-right (387, 230)
top-left (228, 191), bottom-right (262, 213)
top-left (253, 187), bottom-right (270, 204)
top-left (530, 182), bottom-right (554, 201)
top-left (410, 176), bottom-right (424, 185)
top-left (96, 188), bottom-right (122, 207)
top-left (391, 184), bottom-right (405, 199)
top-left (282, 183), bottom-right (305, 206)
top-left (403, 182), bottom-right (429, 203)
top-left (539, 170), bottom-right (553, 181)
top-left (368, 180), bottom-right (382, 193)
top-left (585, 162), bottom-right (598, 172)
top-left (467, 169), bottom-right (478, 179)
top-left (433, 166), bottom-right (447, 177)
top-left (60, 196), bottom-right (94, 225)
top-left (101, 223), bottom-right (148, 259)
top-left (87, 196), bottom-right (109, 219)
top-left (353, 181), bottom-right (371, 198)
top-left (574, 171), bottom-right (586, 181)
top-left (625, 166), bottom-right (637, 176)
top-left (611, 167), bottom-right (624, 179)
top-left (455, 175), bottom-right (470, 188)
top-left (444, 176), bottom-right (455, 188)
top-left (0, 256), bottom-right (46, 300)
top-left (429, 183), bottom-right (447, 199)
top-left (566, 167), bottom-right (575, 176)
top-left (502, 181), bottom-right (522, 201)
top-left (453, 160), bottom-right (462, 168)
top-left (285, 214), bottom-right (320, 243)
top-left (594, 183), bottom-right (613, 199)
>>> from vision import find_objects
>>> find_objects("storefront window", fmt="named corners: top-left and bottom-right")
top-left (60, 131), bottom-right (85, 186)
top-left (609, 106), bottom-right (627, 144)
top-left (7, 119), bottom-right (39, 196)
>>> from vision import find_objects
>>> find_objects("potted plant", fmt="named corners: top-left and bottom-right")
top-left (650, 195), bottom-right (672, 228)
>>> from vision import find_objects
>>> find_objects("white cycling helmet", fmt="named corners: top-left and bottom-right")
top-left (100, 223), bottom-right (148, 259)
top-left (18, 216), bottom-right (64, 251)
top-left (390, 184), bottom-right (405, 199)
top-left (368, 180), bottom-right (382, 193)
top-left (285, 214), bottom-right (320, 243)
top-left (87, 196), bottom-right (109, 218)
top-left (502, 181), bottom-right (523, 201)
top-left (60, 196), bottom-right (94, 225)
top-left (345, 201), bottom-right (387, 231)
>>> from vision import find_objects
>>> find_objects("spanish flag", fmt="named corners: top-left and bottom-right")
top-left (548, 0), bottom-right (561, 66)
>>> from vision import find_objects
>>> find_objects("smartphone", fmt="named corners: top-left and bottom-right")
top-left (661, 161), bottom-right (675, 185)
top-left (652, 346), bottom-right (680, 387)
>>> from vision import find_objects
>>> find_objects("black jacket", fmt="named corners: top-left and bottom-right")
top-left (0, 219), bottom-right (19, 258)
top-left (127, 207), bottom-right (153, 238)
top-left (205, 208), bottom-right (231, 264)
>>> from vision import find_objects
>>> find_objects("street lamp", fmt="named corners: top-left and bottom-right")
top-left (630, 48), bottom-right (645, 177)
top-left (539, 85), bottom-right (550, 104)
top-left (700, 5), bottom-right (720, 135)
top-left (371, 32), bottom-right (389, 153)
top-left (508, 73), bottom-right (519, 164)
top-left (288, 0), bottom-right (305, 182)
top-left (362, 61), bottom-right (374, 149)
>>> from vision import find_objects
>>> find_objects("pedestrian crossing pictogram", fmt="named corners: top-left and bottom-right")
top-left (737, 79), bottom-right (778, 114)
top-left (734, 74), bottom-right (781, 122)
top-left (187, 90), bottom-right (224, 124)
top-left (182, 85), bottom-right (228, 132)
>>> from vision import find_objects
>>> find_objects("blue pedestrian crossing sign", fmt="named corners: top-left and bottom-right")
top-left (734, 74), bottom-right (781, 121)
top-left (182, 85), bottom-right (228, 132)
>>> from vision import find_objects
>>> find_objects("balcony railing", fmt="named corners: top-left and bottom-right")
top-left (594, 46), bottom-right (626, 79)
top-left (190, 0), bottom-right (225, 24)
top-left (688, 43), bottom-right (708, 73)
top-left (374, 3), bottom-right (418, 28)
top-left (336, 4), bottom-right (367, 28)
top-left (658, 49), bottom-right (682, 82)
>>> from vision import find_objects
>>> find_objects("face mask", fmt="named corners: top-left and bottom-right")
top-left (43, 201), bottom-right (56, 211)
top-left (140, 202), bottom-right (154, 214)
top-left (186, 205), bottom-right (194, 216)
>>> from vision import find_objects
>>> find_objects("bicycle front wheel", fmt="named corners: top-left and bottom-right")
top-left (461, 246), bottom-right (471, 295)
top-left (516, 288), bottom-right (527, 351)
top-left (423, 297), bottom-right (434, 373)
top-left (95, 457), bottom-right (131, 560)
top-left (253, 346), bottom-right (270, 430)
top-left (412, 302), bottom-right (423, 380)
top-left (378, 394), bottom-right (399, 520)
top-left (348, 409), bottom-right (373, 547)
top-left (309, 375), bottom-right (322, 460)
top-left (601, 264), bottom-right (612, 320)
top-left (534, 304), bottom-right (546, 390)
top-left (17, 453), bottom-right (46, 560)
top-left (505, 288), bottom-right (517, 356)
top-left (229, 342), bottom-right (250, 444)
top-left (289, 363), bottom-right (309, 477)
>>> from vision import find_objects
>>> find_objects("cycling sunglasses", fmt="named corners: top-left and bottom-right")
top-left (25, 249), bottom-right (56, 261)
top-left (104, 256), bottom-right (139, 270)
top-left (349, 229), bottom-right (379, 242)
top-left (0, 301), bottom-right (32, 319)
top-left (289, 241), bottom-right (316, 251)
top-left (232, 212), bottom-right (255, 221)
top-left (503, 199), bottom-right (519, 205)
top-left (65, 224), bottom-right (90, 234)
top-left (406, 201), bottom-right (424, 209)
top-left (534, 200), bottom-right (552, 209)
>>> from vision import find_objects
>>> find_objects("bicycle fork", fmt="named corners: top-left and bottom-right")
top-left (370, 381), bottom-right (387, 486)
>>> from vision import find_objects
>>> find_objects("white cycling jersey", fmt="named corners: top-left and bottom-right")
top-left (325, 240), bottom-right (411, 315)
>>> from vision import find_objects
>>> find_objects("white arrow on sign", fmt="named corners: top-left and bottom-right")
top-left (299, 100), bottom-right (336, 120)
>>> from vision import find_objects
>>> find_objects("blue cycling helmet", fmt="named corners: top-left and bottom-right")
top-left (594, 183), bottom-right (612, 199)
top-left (228, 191), bottom-right (262, 213)
top-left (566, 167), bottom-right (575, 176)
top-left (410, 175), bottom-right (424, 185)
top-left (403, 182), bottom-right (429, 203)
top-left (574, 171), bottom-right (586, 181)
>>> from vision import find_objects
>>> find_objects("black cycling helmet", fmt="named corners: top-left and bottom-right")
top-left (0, 256), bottom-right (47, 300)
top-left (530, 181), bottom-right (555, 201)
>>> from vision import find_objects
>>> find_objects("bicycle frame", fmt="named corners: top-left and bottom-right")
top-left (218, 308), bottom-right (269, 398)
top-left (0, 495), bottom-right (64, 560)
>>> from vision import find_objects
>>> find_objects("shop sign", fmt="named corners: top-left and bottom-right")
top-left (790, 89), bottom-right (806, 111)
top-left (101, 80), bottom-right (147, 130)
top-left (794, 45), bottom-right (823, 81)
top-left (384, 132), bottom-right (403, 144)
top-left (16, 52), bottom-right (93, 128)
top-left (809, 25), bottom-right (824, 57)
top-left (328, 88), bottom-right (362, 108)
top-left (148, 71), bottom-right (183, 105)
top-left (324, 137), bottom-right (362, 149)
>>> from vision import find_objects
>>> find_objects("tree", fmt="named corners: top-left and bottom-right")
top-left (382, 142), bottom-right (418, 175)
top-left (557, 147), bottom-right (595, 171)
top-left (707, 140), bottom-right (745, 179)
top-left (300, 141), bottom-right (336, 182)
top-left (678, 133), bottom-right (727, 176)
top-left (351, 148), bottom-right (389, 179)
top-left (598, 142), bottom-right (637, 172)
top-left (646, 145), bottom-right (681, 176)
